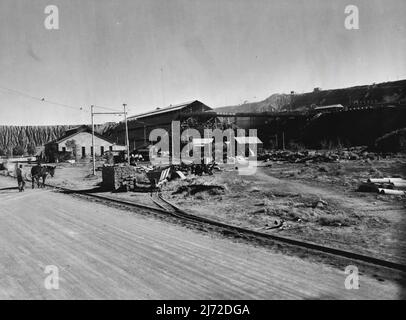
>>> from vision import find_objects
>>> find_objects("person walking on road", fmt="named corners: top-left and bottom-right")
top-left (16, 164), bottom-right (26, 192)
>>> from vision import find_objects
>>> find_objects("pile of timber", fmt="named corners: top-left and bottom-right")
top-left (171, 162), bottom-right (221, 176)
top-left (358, 177), bottom-right (406, 196)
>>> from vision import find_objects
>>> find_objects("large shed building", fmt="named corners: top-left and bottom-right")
top-left (115, 100), bottom-right (213, 150)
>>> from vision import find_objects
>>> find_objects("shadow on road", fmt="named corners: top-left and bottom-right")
top-left (59, 186), bottom-right (155, 195)
top-left (0, 187), bottom-right (18, 191)
top-left (60, 187), bottom-right (106, 194)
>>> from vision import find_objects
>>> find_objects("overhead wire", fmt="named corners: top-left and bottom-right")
top-left (0, 85), bottom-right (123, 114)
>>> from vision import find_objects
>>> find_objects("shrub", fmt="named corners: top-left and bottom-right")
top-left (318, 215), bottom-right (353, 227)
top-left (12, 145), bottom-right (25, 156)
top-left (65, 139), bottom-right (78, 158)
top-left (27, 144), bottom-right (37, 156)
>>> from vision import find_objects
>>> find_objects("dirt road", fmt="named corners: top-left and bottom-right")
top-left (0, 177), bottom-right (402, 299)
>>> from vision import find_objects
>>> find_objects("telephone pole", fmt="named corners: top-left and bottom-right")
top-left (123, 103), bottom-right (130, 165)
top-left (91, 105), bottom-right (130, 175)
top-left (91, 105), bottom-right (95, 175)
top-left (282, 131), bottom-right (285, 150)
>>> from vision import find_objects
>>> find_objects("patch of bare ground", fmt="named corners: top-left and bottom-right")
top-left (161, 157), bottom-right (406, 265)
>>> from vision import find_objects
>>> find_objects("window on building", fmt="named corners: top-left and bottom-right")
top-left (62, 147), bottom-right (66, 152)
top-left (90, 146), bottom-right (93, 156)
top-left (82, 146), bottom-right (86, 158)
top-left (100, 146), bottom-right (104, 155)
top-left (109, 146), bottom-right (113, 151)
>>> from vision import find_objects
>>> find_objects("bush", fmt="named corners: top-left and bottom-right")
top-left (27, 144), bottom-right (37, 156)
top-left (65, 139), bottom-right (78, 158)
top-left (318, 215), bottom-right (353, 227)
top-left (12, 145), bottom-right (25, 156)
top-left (105, 151), bottom-right (114, 164)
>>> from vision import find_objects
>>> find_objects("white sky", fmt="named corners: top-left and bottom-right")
top-left (0, 0), bottom-right (405, 125)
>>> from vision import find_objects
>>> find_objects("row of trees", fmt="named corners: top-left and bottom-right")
top-left (0, 144), bottom-right (37, 157)
top-left (0, 124), bottom-right (118, 158)
top-left (0, 125), bottom-right (70, 157)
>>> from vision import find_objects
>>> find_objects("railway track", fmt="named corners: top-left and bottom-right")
top-left (61, 186), bottom-right (406, 273)
top-left (154, 193), bottom-right (406, 273)
top-left (3, 174), bottom-right (406, 273)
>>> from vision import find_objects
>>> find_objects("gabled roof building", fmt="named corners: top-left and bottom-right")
top-left (117, 100), bottom-right (213, 150)
top-left (44, 125), bottom-right (125, 162)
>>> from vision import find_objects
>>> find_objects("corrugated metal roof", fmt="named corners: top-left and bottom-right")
top-left (234, 136), bottom-right (263, 144)
top-left (46, 126), bottom-right (117, 145)
top-left (128, 100), bottom-right (197, 120)
top-left (314, 104), bottom-right (344, 110)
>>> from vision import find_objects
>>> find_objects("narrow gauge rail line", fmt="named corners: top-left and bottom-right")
top-left (156, 194), bottom-right (406, 273)
top-left (10, 174), bottom-right (406, 274)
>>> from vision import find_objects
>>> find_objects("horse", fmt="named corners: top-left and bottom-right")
top-left (31, 165), bottom-right (56, 188)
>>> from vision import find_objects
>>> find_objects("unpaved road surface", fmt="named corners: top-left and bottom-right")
top-left (0, 177), bottom-right (402, 299)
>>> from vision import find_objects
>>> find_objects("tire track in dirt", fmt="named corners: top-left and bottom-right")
top-left (0, 177), bottom-right (402, 299)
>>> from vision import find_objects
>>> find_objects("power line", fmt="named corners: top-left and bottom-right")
top-left (93, 104), bottom-right (123, 113)
top-left (0, 85), bottom-right (87, 113)
top-left (0, 85), bottom-right (123, 114)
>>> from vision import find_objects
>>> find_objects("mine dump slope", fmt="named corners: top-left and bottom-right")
top-left (215, 93), bottom-right (292, 113)
top-left (0, 123), bottom-right (117, 155)
top-left (216, 79), bottom-right (406, 113)
top-left (0, 177), bottom-right (401, 299)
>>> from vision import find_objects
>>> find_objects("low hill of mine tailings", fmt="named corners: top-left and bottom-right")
top-left (215, 79), bottom-right (406, 113)
top-left (2, 79), bottom-right (406, 154)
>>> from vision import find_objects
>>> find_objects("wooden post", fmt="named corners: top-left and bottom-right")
top-left (91, 105), bottom-right (95, 175)
top-left (275, 134), bottom-right (278, 150)
top-left (282, 131), bottom-right (285, 150)
top-left (123, 104), bottom-right (130, 165)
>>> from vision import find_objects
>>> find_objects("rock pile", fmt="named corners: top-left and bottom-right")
top-left (260, 150), bottom-right (338, 163)
top-left (102, 164), bottom-right (141, 191)
top-left (260, 147), bottom-right (386, 163)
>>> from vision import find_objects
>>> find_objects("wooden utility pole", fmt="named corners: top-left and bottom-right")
top-left (282, 131), bottom-right (285, 150)
top-left (91, 106), bottom-right (129, 175)
top-left (91, 105), bottom-right (95, 175)
top-left (275, 134), bottom-right (278, 150)
top-left (123, 104), bottom-right (130, 165)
